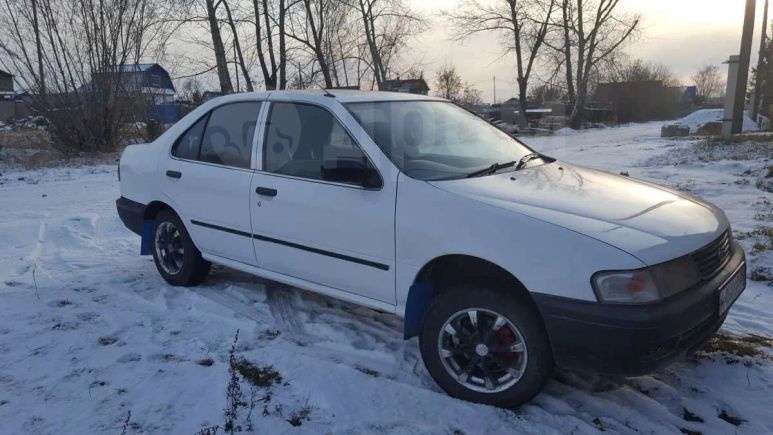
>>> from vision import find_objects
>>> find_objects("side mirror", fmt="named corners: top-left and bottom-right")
top-left (321, 157), bottom-right (382, 189)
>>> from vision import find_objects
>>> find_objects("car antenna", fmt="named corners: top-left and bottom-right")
top-left (316, 83), bottom-right (335, 98)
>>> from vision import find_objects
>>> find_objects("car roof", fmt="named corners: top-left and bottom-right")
top-left (209, 89), bottom-right (445, 105)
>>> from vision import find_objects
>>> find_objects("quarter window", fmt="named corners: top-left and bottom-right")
top-left (172, 115), bottom-right (206, 160)
top-left (264, 102), bottom-right (371, 183)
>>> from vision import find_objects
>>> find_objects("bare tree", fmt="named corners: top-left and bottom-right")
top-left (448, 0), bottom-right (556, 128)
top-left (253, 0), bottom-right (292, 89)
top-left (547, 0), bottom-right (640, 128)
top-left (204, 0), bottom-right (235, 93)
top-left (285, 0), bottom-right (341, 87)
top-left (222, 0), bottom-right (254, 91)
top-left (460, 83), bottom-right (483, 105)
top-left (0, 0), bottom-right (177, 151)
top-left (433, 63), bottom-right (481, 105)
top-left (433, 64), bottom-right (463, 101)
top-left (529, 82), bottom-right (566, 106)
top-left (350, 0), bottom-right (424, 89)
top-left (605, 58), bottom-right (680, 87)
top-left (692, 64), bottom-right (723, 101)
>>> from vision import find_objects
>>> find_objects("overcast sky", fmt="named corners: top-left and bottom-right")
top-left (410, 0), bottom-right (765, 103)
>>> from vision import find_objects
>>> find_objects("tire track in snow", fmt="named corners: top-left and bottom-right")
top-left (266, 284), bottom-right (306, 335)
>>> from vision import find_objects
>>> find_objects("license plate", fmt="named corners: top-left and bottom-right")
top-left (719, 265), bottom-right (746, 316)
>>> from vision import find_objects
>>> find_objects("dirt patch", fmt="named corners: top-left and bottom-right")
top-left (233, 359), bottom-right (283, 388)
top-left (97, 336), bottom-right (118, 346)
top-left (718, 410), bottom-right (743, 426)
top-left (196, 357), bottom-right (214, 367)
top-left (700, 333), bottom-right (772, 358)
top-left (750, 266), bottom-right (773, 283)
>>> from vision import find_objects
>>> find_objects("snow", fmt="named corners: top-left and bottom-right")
top-left (552, 127), bottom-right (578, 136)
top-left (0, 123), bottom-right (772, 434)
top-left (670, 109), bottom-right (759, 134)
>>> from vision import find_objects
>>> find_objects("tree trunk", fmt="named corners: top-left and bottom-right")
top-left (253, 0), bottom-right (275, 90)
top-left (223, 0), bottom-right (254, 92)
top-left (753, 0), bottom-right (769, 120)
top-left (517, 79), bottom-right (529, 129)
top-left (206, 0), bottom-right (234, 93)
top-left (279, 0), bottom-right (287, 89)
top-left (359, 0), bottom-right (385, 88)
top-left (31, 0), bottom-right (45, 95)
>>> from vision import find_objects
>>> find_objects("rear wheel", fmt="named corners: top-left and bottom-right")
top-left (152, 210), bottom-right (210, 286)
top-left (419, 285), bottom-right (553, 407)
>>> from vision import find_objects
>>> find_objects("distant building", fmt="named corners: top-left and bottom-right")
top-left (202, 91), bottom-right (225, 102)
top-left (0, 70), bottom-right (15, 122)
top-left (381, 77), bottom-right (430, 95)
top-left (95, 63), bottom-right (176, 104)
top-left (594, 80), bottom-right (681, 123)
top-left (0, 69), bottom-right (14, 98)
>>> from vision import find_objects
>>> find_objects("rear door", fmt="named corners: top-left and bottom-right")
top-left (160, 100), bottom-right (263, 266)
top-left (249, 99), bottom-right (397, 304)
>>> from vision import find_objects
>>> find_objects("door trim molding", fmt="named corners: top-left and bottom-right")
top-left (190, 219), bottom-right (390, 271)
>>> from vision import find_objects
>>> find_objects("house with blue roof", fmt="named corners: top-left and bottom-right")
top-left (107, 63), bottom-right (176, 105)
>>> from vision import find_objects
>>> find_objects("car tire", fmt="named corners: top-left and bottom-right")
top-left (151, 210), bottom-right (210, 286)
top-left (419, 284), bottom-right (553, 407)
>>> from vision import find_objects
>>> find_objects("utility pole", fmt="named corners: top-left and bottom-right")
top-left (234, 44), bottom-right (240, 93)
top-left (753, 0), bottom-right (769, 121)
top-left (730, 0), bottom-right (756, 135)
top-left (493, 76), bottom-right (497, 104)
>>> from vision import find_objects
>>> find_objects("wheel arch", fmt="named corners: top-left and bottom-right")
top-left (143, 200), bottom-right (175, 221)
top-left (403, 254), bottom-right (541, 340)
top-left (139, 200), bottom-right (177, 255)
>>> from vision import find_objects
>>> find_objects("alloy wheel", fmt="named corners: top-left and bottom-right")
top-left (437, 308), bottom-right (528, 393)
top-left (154, 221), bottom-right (184, 275)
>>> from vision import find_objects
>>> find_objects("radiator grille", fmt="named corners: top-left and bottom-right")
top-left (692, 231), bottom-right (732, 281)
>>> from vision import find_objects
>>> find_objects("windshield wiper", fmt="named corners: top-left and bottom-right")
top-left (515, 152), bottom-right (543, 171)
top-left (466, 160), bottom-right (518, 178)
top-left (465, 152), bottom-right (545, 179)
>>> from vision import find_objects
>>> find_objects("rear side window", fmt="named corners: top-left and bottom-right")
top-left (264, 102), bottom-right (368, 182)
top-left (172, 101), bottom-right (262, 169)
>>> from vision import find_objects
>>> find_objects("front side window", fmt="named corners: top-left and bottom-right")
top-left (264, 102), bottom-right (375, 185)
top-left (172, 102), bottom-right (262, 169)
top-left (346, 101), bottom-right (535, 181)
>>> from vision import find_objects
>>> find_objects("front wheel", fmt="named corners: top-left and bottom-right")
top-left (151, 210), bottom-right (210, 286)
top-left (419, 285), bottom-right (553, 407)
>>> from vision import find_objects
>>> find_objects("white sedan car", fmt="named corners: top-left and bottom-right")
top-left (117, 90), bottom-right (746, 407)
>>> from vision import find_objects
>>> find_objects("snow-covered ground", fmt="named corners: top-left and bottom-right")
top-left (0, 123), bottom-right (771, 434)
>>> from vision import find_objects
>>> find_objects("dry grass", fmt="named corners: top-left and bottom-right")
top-left (701, 333), bottom-right (773, 358)
top-left (0, 127), bottom-right (124, 171)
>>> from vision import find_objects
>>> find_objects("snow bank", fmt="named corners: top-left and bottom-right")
top-left (673, 109), bottom-right (758, 134)
top-left (553, 127), bottom-right (579, 136)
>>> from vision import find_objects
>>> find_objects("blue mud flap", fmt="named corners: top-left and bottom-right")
top-left (403, 282), bottom-right (433, 340)
top-left (140, 219), bottom-right (154, 255)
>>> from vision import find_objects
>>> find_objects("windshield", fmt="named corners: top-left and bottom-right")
top-left (346, 101), bottom-right (536, 181)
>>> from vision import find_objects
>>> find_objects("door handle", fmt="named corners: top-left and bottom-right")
top-left (166, 170), bottom-right (182, 179)
top-left (255, 186), bottom-right (277, 197)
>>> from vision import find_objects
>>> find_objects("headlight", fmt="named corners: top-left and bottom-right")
top-left (592, 269), bottom-right (660, 304)
top-left (592, 256), bottom-right (701, 304)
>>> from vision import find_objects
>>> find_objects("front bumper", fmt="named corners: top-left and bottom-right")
top-left (532, 242), bottom-right (747, 376)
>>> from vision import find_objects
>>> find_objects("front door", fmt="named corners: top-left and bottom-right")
top-left (161, 101), bottom-right (263, 266)
top-left (249, 101), bottom-right (396, 304)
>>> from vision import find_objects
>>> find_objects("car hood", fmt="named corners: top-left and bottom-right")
top-left (429, 162), bottom-right (729, 265)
